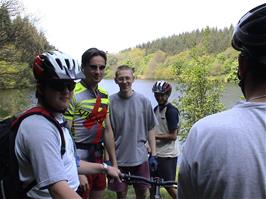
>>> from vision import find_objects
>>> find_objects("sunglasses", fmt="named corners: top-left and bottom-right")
top-left (47, 80), bottom-right (76, 92)
top-left (88, 64), bottom-right (106, 70)
top-left (154, 92), bottom-right (168, 97)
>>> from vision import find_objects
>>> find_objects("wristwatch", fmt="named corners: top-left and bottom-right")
top-left (102, 162), bottom-right (109, 174)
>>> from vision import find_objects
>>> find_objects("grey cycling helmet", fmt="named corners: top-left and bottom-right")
top-left (33, 50), bottom-right (85, 81)
top-left (232, 3), bottom-right (266, 64)
top-left (152, 80), bottom-right (172, 95)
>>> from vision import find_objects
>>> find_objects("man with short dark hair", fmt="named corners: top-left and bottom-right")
top-left (65, 48), bottom-right (118, 199)
top-left (178, 4), bottom-right (266, 199)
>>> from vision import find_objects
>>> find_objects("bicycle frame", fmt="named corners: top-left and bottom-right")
top-left (121, 173), bottom-right (177, 199)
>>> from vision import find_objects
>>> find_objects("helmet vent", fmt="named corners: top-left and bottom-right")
top-left (65, 59), bottom-right (70, 69)
top-left (33, 50), bottom-right (85, 80)
top-left (152, 80), bottom-right (172, 94)
top-left (55, 58), bottom-right (63, 70)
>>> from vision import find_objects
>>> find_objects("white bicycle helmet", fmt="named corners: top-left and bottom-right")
top-left (152, 80), bottom-right (172, 95)
top-left (33, 50), bottom-right (85, 81)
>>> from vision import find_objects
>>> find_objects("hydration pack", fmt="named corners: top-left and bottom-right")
top-left (0, 107), bottom-right (65, 199)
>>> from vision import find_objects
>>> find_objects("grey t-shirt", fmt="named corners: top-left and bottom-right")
top-left (110, 92), bottom-right (156, 166)
top-left (178, 101), bottom-right (266, 199)
top-left (15, 114), bottom-right (79, 199)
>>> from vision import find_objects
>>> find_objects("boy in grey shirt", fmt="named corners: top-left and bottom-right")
top-left (109, 65), bottom-right (158, 199)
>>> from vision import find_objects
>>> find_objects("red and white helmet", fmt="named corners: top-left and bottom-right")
top-left (33, 50), bottom-right (85, 81)
top-left (152, 80), bottom-right (172, 95)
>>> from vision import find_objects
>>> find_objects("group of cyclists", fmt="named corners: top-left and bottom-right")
top-left (12, 3), bottom-right (266, 199)
top-left (15, 47), bottom-right (179, 199)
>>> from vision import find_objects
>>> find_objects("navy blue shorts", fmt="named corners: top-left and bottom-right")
top-left (151, 156), bottom-right (177, 185)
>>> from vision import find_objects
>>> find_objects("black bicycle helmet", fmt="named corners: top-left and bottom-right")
top-left (152, 80), bottom-right (172, 95)
top-left (33, 50), bottom-right (85, 81)
top-left (232, 3), bottom-right (266, 64)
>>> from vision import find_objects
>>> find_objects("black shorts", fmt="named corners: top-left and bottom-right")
top-left (151, 156), bottom-right (177, 183)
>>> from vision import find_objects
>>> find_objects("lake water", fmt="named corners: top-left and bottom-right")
top-left (99, 79), bottom-right (181, 108)
top-left (100, 79), bottom-right (242, 108)
top-left (0, 79), bottom-right (242, 119)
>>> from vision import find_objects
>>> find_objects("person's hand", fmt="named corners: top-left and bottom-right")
top-left (149, 155), bottom-right (158, 172)
top-left (78, 175), bottom-right (89, 192)
top-left (106, 166), bottom-right (122, 182)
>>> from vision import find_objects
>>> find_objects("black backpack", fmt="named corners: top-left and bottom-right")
top-left (0, 107), bottom-right (66, 199)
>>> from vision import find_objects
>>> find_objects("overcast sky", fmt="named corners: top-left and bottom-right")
top-left (21, 0), bottom-right (265, 61)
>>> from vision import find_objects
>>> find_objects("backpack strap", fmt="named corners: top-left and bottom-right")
top-left (12, 107), bottom-right (66, 156)
top-left (10, 107), bottom-right (66, 196)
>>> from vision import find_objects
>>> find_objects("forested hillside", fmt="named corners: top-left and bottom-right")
top-left (0, 0), bottom-right (238, 89)
top-left (0, 0), bottom-right (54, 89)
top-left (106, 26), bottom-right (238, 82)
top-left (136, 26), bottom-right (234, 55)
top-left (1, 0), bottom-right (241, 138)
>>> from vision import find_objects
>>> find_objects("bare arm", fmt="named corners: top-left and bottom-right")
top-left (78, 160), bottom-right (107, 174)
top-left (78, 160), bottom-right (121, 180)
top-left (103, 114), bottom-right (118, 167)
top-left (155, 129), bottom-right (178, 141)
top-left (148, 128), bottom-right (156, 156)
top-left (49, 181), bottom-right (81, 199)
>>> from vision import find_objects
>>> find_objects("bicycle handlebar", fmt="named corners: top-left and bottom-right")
top-left (120, 173), bottom-right (177, 186)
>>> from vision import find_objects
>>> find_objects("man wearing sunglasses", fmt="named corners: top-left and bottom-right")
top-left (65, 48), bottom-right (117, 199)
top-left (14, 51), bottom-right (121, 199)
